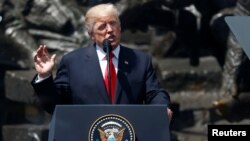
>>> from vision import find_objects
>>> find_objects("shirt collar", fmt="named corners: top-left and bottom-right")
top-left (96, 44), bottom-right (120, 61)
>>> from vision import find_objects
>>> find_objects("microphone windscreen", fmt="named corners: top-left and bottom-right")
top-left (103, 39), bottom-right (112, 53)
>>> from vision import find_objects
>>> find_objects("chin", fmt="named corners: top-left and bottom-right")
top-left (111, 42), bottom-right (117, 48)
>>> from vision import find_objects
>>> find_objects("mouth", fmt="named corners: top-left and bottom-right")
top-left (106, 35), bottom-right (115, 41)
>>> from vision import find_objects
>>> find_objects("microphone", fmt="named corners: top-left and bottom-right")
top-left (103, 39), bottom-right (112, 53)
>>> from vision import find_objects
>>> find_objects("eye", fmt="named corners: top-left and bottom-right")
top-left (96, 23), bottom-right (107, 31)
top-left (109, 21), bottom-right (117, 27)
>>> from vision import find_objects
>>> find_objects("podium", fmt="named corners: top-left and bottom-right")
top-left (48, 105), bottom-right (170, 141)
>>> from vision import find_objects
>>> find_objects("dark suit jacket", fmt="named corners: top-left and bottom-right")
top-left (31, 44), bottom-right (170, 114)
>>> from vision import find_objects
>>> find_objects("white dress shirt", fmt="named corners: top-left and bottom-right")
top-left (96, 44), bottom-right (120, 78)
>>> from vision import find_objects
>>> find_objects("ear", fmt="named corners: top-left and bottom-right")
top-left (89, 32), bottom-right (95, 40)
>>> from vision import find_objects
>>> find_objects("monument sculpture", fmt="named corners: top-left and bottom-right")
top-left (0, 0), bottom-right (87, 140)
top-left (211, 0), bottom-right (250, 116)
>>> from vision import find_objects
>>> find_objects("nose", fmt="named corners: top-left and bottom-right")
top-left (106, 23), bottom-right (113, 32)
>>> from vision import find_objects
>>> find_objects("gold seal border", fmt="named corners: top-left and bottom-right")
top-left (88, 114), bottom-right (136, 141)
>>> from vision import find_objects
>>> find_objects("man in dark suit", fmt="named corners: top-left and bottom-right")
top-left (31, 3), bottom-right (172, 119)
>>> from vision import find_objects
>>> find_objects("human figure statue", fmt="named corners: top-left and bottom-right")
top-left (0, 0), bottom-right (87, 69)
top-left (211, 0), bottom-right (250, 116)
top-left (0, 0), bottom-right (87, 140)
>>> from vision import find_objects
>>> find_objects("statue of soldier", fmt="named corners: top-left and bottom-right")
top-left (0, 0), bottom-right (87, 69)
top-left (210, 0), bottom-right (250, 116)
top-left (0, 0), bottom-right (87, 140)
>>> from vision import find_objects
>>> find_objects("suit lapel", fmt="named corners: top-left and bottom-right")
top-left (84, 44), bottom-right (111, 104)
top-left (115, 46), bottom-right (131, 103)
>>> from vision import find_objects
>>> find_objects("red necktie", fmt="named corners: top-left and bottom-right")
top-left (104, 53), bottom-right (117, 104)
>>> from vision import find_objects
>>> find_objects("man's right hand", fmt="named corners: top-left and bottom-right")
top-left (34, 45), bottom-right (56, 78)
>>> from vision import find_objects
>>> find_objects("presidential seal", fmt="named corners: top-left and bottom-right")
top-left (89, 114), bottom-right (135, 141)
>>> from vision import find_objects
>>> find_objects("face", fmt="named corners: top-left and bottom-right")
top-left (90, 15), bottom-right (121, 49)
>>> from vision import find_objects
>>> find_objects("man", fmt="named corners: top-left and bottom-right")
top-left (31, 3), bottom-right (172, 120)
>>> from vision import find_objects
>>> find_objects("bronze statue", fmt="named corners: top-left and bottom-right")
top-left (211, 0), bottom-right (250, 116)
top-left (0, 1), bottom-right (87, 140)
top-left (0, 0), bottom-right (87, 69)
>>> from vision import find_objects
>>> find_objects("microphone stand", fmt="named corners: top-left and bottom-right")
top-left (103, 39), bottom-right (112, 100)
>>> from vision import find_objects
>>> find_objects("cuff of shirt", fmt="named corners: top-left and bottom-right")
top-left (35, 74), bottom-right (51, 83)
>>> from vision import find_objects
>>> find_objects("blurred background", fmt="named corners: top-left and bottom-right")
top-left (0, 0), bottom-right (250, 141)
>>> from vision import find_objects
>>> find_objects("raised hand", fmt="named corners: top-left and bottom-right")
top-left (33, 45), bottom-right (56, 78)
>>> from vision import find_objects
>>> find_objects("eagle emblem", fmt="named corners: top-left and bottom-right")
top-left (98, 128), bottom-right (125, 141)
top-left (89, 114), bottom-right (135, 141)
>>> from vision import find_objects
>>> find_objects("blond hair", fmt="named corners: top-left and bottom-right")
top-left (84, 3), bottom-right (120, 34)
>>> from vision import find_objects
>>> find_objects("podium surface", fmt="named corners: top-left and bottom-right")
top-left (49, 105), bottom-right (170, 141)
